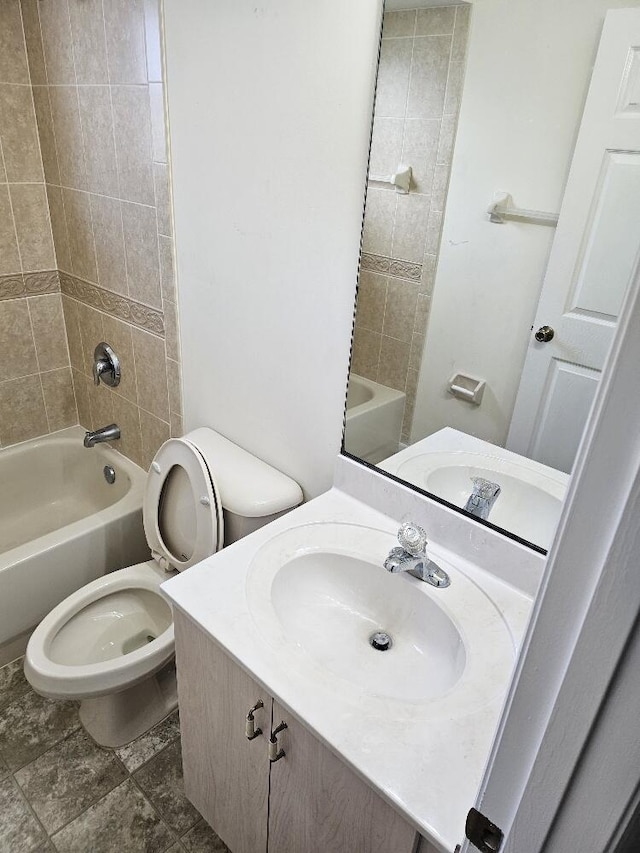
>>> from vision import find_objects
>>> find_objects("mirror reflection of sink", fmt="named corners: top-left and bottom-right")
top-left (380, 429), bottom-right (569, 550)
top-left (247, 522), bottom-right (515, 716)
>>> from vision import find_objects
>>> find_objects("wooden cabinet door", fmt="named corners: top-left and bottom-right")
top-left (175, 612), bottom-right (270, 853)
top-left (267, 700), bottom-right (418, 853)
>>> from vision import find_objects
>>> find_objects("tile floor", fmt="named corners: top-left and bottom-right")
top-left (0, 657), bottom-right (230, 853)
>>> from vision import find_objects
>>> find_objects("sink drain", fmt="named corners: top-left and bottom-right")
top-left (369, 631), bottom-right (393, 651)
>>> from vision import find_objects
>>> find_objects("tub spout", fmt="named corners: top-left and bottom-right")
top-left (84, 423), bottom-right (120, 448)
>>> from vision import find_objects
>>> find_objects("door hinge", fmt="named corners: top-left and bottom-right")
top-left (465, 807), bottom-right (504, 852)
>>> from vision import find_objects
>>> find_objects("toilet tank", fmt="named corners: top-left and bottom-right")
top-left (184, 428), bottom-right (303, 545)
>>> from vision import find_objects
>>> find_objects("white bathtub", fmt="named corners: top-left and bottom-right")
top-left (343, 374), bottom-right (405, 464)
top-left (0, 427), bottom-right (149, 655)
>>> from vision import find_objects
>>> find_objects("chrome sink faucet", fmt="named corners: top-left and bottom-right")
top-left (463, 477), bottom-right (501, 520)
top-left (84, 423), bottom-right (121, 448)
top-left (384, 522), bottom-right (450, 588)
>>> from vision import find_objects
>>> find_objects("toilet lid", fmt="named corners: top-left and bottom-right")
top-left (144, 437), bottom-right (223, 571)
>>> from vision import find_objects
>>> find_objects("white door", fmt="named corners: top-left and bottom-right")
top-left (507, 8), bottom-right (640, 474)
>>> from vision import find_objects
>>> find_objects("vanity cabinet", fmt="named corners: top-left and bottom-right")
top-left (174, 611), bottom-right (419, 853)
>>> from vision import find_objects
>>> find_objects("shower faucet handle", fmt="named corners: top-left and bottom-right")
top-left (93, 342), bottom-right (121, 387)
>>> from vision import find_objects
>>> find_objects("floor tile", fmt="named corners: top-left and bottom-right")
top-left (116, 709), bottom-right (180, 772)
top-left (0, 691), bottom-right (79, 770)
top-left (0, 656), bottom-right (30, 710)
top-left (0, 775), bottom-right (48, 852)
top-left (134, 740), bottom-right (200, 835)
top-left (50, 778), bottom-right (174, 853)
top-left (15, 728), bottom-right (127, 834)
top-left (181, 820), bottom-right (229, 853)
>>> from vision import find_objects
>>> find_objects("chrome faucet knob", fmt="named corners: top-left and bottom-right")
top-left (397, 522), bottom-right (427, 556)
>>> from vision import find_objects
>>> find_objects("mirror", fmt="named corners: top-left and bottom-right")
top-left (344, 0), bottom-right (640, 551)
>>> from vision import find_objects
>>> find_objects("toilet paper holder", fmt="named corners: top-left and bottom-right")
top-left (448, 373), bottom-right (486, 405)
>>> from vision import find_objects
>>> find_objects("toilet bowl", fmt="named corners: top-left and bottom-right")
top-left (24, 428), bottom-right (302, 747)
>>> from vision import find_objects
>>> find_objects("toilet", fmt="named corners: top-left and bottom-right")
top-left (24, 428), bottom-right (302, 747)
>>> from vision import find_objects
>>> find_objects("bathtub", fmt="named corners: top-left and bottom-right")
top-left (0, 426), bottom-right (149, 657)
top-left (343, 374), bottom-right (405, 464)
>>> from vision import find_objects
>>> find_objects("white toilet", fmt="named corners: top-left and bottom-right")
top-left (24, 428), bottom-right (302, 747)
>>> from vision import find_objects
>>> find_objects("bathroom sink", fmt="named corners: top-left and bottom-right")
top-left (247, 522), bottom-right (515, 715)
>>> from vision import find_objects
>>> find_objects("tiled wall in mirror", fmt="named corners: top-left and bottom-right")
top-left (345, 0), bottom-right (640, 551)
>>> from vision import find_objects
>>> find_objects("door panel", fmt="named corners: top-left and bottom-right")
top-left (508, 11), bottom-right (640, 473)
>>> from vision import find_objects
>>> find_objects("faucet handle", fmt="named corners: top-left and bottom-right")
top-left (398, 522), bottom-right (427, 556)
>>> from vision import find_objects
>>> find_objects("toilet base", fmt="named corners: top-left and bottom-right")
top-left (79, 659), bottom-right (178, 748)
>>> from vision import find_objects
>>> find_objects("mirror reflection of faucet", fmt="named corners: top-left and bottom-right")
top-left (384, 522), bottom-right (450, 588)
top-left (464, 477), bottom-right (501, 520)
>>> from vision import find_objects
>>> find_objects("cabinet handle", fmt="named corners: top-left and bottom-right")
top-left (269, 721), bottom-right (287, 762)
top-left (245, 699), bottom-right (264, 741)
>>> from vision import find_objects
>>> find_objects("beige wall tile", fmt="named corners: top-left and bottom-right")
top-left (62, 188), bottom-right (98, 282)
top-left (377, 334), bottom-right (410, 391)
top-left (351, 326), bottom-right (381, 381)
top-left (149, 83), bottom-right (166, 163)
top-left (163, 300), bottom-right (179, 361)
top-left (452, 5), bottom-right (471, 63)
top-left (408, 332), bottom-right (425, 373)
top-left (0, 84), bottom-right (44, 182)
top-left (391, 193), bottom-right (430, 264)
top-left (166, 357), bottom-right (182, 418)
top-left (354, 271), bottom-right (387, 334)
top-left (158, 235), bottom-right (175, 303)
top-left (444, 61), bottom-right (465, 116)
top-left (131, 327), bottom-right (169, 421)
top-left (87, 379), bottom-right (114, 429)
top-left (0, 0), bottom-right (29, 84)
top-left (41, 366), bottom-right (77, 431)
top-left (0, 145), bottom-right (6, 183)
top-left (139, 408), bottom-right (169, 470)
top-left (415, 7), bottom-right (456, 36)
top-left (28, 293), bottom-right (69, 371)
top-left (61, 295), bottom-right (84, 370)
top-left (153, 162), bottom-right (171, 236)
top-left (121, 201), bottom-right (161, 307)
top-left (414, 293), bottom-right (431, 335)
top-left (143, 0), bottom-right (163, 83)
top-left (103, 0), bottom-right (148, 85)
top-left (76, 301), bottom-right (104, 375)
top-left (382, 280), bottom-right (419, 343)
top-left (362, 189), bottom-right (396, 257)
top-left (375, 38), bottom-right (413, 119)
top-left (47, 184), bottom-right (72, 272)
top-left (78, 86), bottom-right (118, 196)
top-left (111, 391), bottom-right (143, 467)
top-left (437, 114), bottom-right (457, 164)
top-left (112, 86), bottom-right (154, 205)
top-left (20, 0), bottom-right (47, 86)
top-left (68, 0), bottom-right (108, 85)
top-left (402, 369), bottom-right (419, 440)
top-left (382, 11), bottom-right (416, 39)
top-left (407, 36), bottom-right (452, 120)
top-left (369, 118), bottom-right (404, 183)
top-left (401, 119), bottom-right (440, 195)
top-left (72, 366), bottom-right (92, 428)
top-left (170, 412), bottom-right (183, 439)
top-left (38, 0), bottom-right (75, 85)
top-left (425, 209), bottom-right (443, 255)
top-left (90, 194), bottom-right (127, 295)
top-left (101, 313), bottom-right (137, 403)
top-left (10, 183), bottom-right (56, 271)
top-left (48, 85), bottom-right (88, 190)
top-left (0, 185), bottom-right (21, 275)
top-left (0, 374), bottom-right (48, 445)
top-left (0, 297), bottom-right (38, 379)
top-left (32, 87), bottom-right (60, 185)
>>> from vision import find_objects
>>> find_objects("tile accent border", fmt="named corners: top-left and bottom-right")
top-left (0, 270), bottom-right (60, 302)
top-left (361, 252), bottom-right (422, 282)
top-left (59, 273), bottom-right (165, 337)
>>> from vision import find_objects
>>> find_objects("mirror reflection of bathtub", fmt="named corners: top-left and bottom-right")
top-left (344, 374), bottom-right (405, 465)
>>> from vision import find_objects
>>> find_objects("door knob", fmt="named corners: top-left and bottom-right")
top-left (534, 325), bottom-right (554, 343)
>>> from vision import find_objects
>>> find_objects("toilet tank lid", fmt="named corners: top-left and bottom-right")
top-left (183, 428), bottom-right (303, 518)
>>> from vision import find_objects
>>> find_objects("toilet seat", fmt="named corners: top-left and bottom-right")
top-left (24, 561), bottom-right (175, 700)
top-left (144, 437), bottom-right (224, 572)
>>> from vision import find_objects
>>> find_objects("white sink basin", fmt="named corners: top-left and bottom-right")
top-left (247, 522), bottom-right (515, 717)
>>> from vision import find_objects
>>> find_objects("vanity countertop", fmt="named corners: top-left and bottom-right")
top-left (162, 487), bottom-right (533, 853)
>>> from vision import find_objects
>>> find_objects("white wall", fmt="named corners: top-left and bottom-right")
top-left (412, 0), bottom-right (640, 447)
top-left (163, 0), bottom-right (382, 499)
